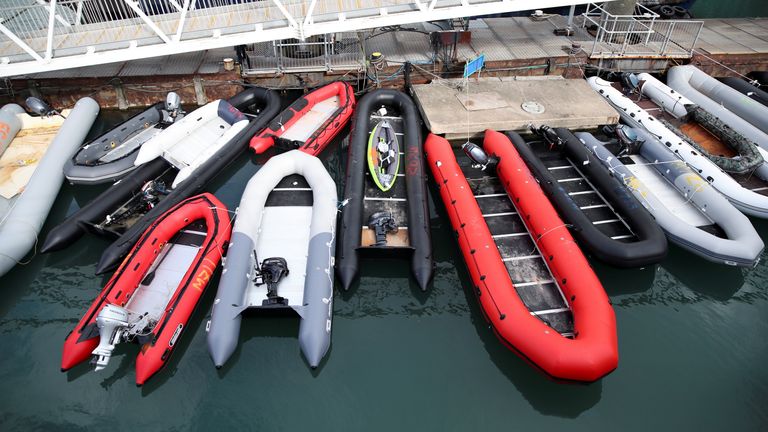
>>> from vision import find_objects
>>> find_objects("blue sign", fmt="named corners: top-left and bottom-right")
top-left (463, 54), bottom-right (485, 78)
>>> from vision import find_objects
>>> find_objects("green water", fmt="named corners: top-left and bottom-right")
top-left (692, 0), bottom-right (768, 18)
top-left (2, 104), bottom-right (768, 431)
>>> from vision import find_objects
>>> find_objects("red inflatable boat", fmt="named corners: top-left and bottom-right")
top-left (425, 131), bottom-right (617, 382)
top-left (61, 193), bottom-right (231, 386)
top-left (250, 81), bottom-right (355, 156)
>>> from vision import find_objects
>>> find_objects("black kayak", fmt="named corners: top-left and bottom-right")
top-left (508, 127), bottom-right (667, 268)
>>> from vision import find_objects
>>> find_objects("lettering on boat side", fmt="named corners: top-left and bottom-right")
top-left (0, 122), bottom-right (9, 140)
top-left (192, 266), bottom-right (212, 291)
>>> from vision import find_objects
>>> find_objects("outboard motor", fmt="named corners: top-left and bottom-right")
top-left (367, 211), bottom-right (398, 246)
top-left (614, 124), bottom-right (646, 155)
top-left (162, 92), bottom-right (182, 123)
top-left (620, 73), bottom-right (642, 93)
top-left (532, 125), bottom-right (563, 148)
top-left (253, 256), bottom-right (289, 306)
top-left (25, 97), bottom-right (59, 118)
top-left (91, 304), bottom-right (130, 371)
top-left (462, 141), bottom-right (497, 170)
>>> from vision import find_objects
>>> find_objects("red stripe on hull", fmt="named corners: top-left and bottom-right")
top-left (425, 131), bottom-right (617, 382)
top-left (249, 81), bottom-right (355, 156)
top-left (61, 193), bottom-right (232, 386)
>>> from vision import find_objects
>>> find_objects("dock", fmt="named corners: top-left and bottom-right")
top-left (412, 76), bottom-right (619, 139)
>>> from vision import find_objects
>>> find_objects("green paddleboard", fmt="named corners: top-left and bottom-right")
top-left (367, 120), bottom-right (400, 192)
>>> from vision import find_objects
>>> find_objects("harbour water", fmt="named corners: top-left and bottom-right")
top-left (1, 107), bottom-right (767, 431)
top-left (692, 0), bottom-right (768, 18)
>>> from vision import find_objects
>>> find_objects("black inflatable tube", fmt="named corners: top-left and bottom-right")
top-left (93, 87), bottom-right (282, 274)
top-left (506, 129), bottom-right (667, 268)
top-left (40, 157), bottom-right (171, 253)
top-left (337, 88), bottom-right (433, 291)
top-left (719, 76), bottom-right (768, 108)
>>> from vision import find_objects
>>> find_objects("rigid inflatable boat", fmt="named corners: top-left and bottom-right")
top-left (41, 87), bottom-right (281, 273)
top-left (666, 66), bottom-right (768, 147)
top-left (0, 98), bottom-right (98, 278)
top-left (511, 127), bottom-right (667, 267)
top-left (719, 77), bottom-right (768, 108)
top-left (588, 76), bottom-right (768, 219)
top-left (207, 150), bottom-right (337, 369)
top-left (337, 89), bottom-right (433, 291)
top-left (577, 128), bottom-right (763, 267)
top-left (61, 193), bottom-right (231, 386)
top-left (250, 81), bottom-right (355, 156)
top-left (64, 93), bottom-right (184, 185)
top-left (425, 131), bottom-right (618, 383)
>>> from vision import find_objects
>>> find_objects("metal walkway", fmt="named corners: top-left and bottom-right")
top-left (0, 0), bottom-right (597, 78)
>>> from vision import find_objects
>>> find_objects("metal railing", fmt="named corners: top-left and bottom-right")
top-left (581, 2), bottom-right (703, 58)
top-left (245, 32), bottom-right (364, 74)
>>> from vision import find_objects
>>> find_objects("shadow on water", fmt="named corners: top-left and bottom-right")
top-left (661, 244), bottom-right (744, 301)
top-left (590, 261), bottom-right (658, 297)
top-left (453, 258), bottom-right (603, 418)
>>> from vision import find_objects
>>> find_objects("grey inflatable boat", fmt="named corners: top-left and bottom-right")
top-left (576, 127), bottom-right (763, 267)
top-left (0, 98), bottom-right (99, 277)
top-left (666, 65), bottom-right (768, 147)
top-left (207, 150), bottom-right (337, 369)
top-left (64, 92), bottom-right (184, 185)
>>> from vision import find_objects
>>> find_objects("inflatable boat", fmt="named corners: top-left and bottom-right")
top-left (207, 150), bottom-right (337, 369)
top-left (0, 98), bottom-right (98, 278)
top-left (577, 127), bottom-right (763, 267)
top-left (588, 76), bottom-right (768, 219)
top-left (64, 93), bottom-right (184, 185)
top-left (719, 77), bottom-right (768, 108)
top-left (511, 126), bottom-right (667, 267)
top-left (337, 89), bottom-right (433, 291)
top-left (250, 81), bottom-right (355, 156)
top-left (425, 131), bottom-right (618, 383)
top-left (61, 193), bottom-right (231, 386)
top-left (41, 87), bottom-right (281, 273)
top-left (666, 66), bottom-right (768, 147)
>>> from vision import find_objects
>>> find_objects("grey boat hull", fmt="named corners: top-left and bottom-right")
top-left (0, 98), bottom-right (99, 277)
top-left (207, 150), bottom-right (337, 369)
top-left (577, 130), bottom-right (763, 267)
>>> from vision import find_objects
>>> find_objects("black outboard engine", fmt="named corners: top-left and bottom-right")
top-left (25, 97), bottom-right (60, 118)
top-left (255, 257), bottom-right (289, 306)
top-left (614, 124), bottom-right (645, 155)
top-left (367, 212), bottom-right (398, 246)
top-left (462, 141), bottom-right (497, 170)
top-left (532, 125), bottom-right (563, 148)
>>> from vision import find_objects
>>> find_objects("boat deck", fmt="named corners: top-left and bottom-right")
top-left (529, 140), bottom-right (637, 243)
top-left (455, 148), bottom-right (573, 336)
top-left (360, 112), bottom-right (410, 249)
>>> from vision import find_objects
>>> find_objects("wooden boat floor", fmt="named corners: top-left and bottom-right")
top-left (281, 96), bottom-right (340, 143)
top-left (678, 121), bottom-right (737, 158)
top-left (0, 112), bottom-right (68, 199)
top-left (529, 141), bottom-right (637, 242)
top-left (455, 148), bottom-right (574, 337)
top-left (360, 113), bottom-right (410, 248)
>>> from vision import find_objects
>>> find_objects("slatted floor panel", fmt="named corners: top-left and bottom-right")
top-left (455, 149), bottom-right (574, 336)
top-left (530, 141), bottom-right (637, 242)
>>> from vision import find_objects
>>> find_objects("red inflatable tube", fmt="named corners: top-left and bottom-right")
top-left (61, 193), bottom-right (231, 386)
top-left (250, 81), bottom-right (355, 156)
top-left (425, 131), bottom-right (618, 382)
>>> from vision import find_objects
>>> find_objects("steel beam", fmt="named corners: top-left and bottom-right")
top-left (124, 0), bottom-right (172, 44)
top-left (45, 0), bottom-right (57, 60)
top-left (0, 21), bottom-right (44, 63)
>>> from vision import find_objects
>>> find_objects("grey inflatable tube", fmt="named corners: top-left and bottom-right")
top-left (576, 130), bottom-right (764, 267)
top-left (666, 65), bottom-right (768, 147)
top-left (0, 98), bottom-right (99, 277)
top-left (207, 150), bottom-right (337, 369)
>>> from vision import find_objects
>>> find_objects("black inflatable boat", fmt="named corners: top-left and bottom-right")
top-left (508, 127), bottom-right (667, 268)
top-left (42, 87), bottom-right (282, 274)
top-left (337, 88), bottom-right (433, 291)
